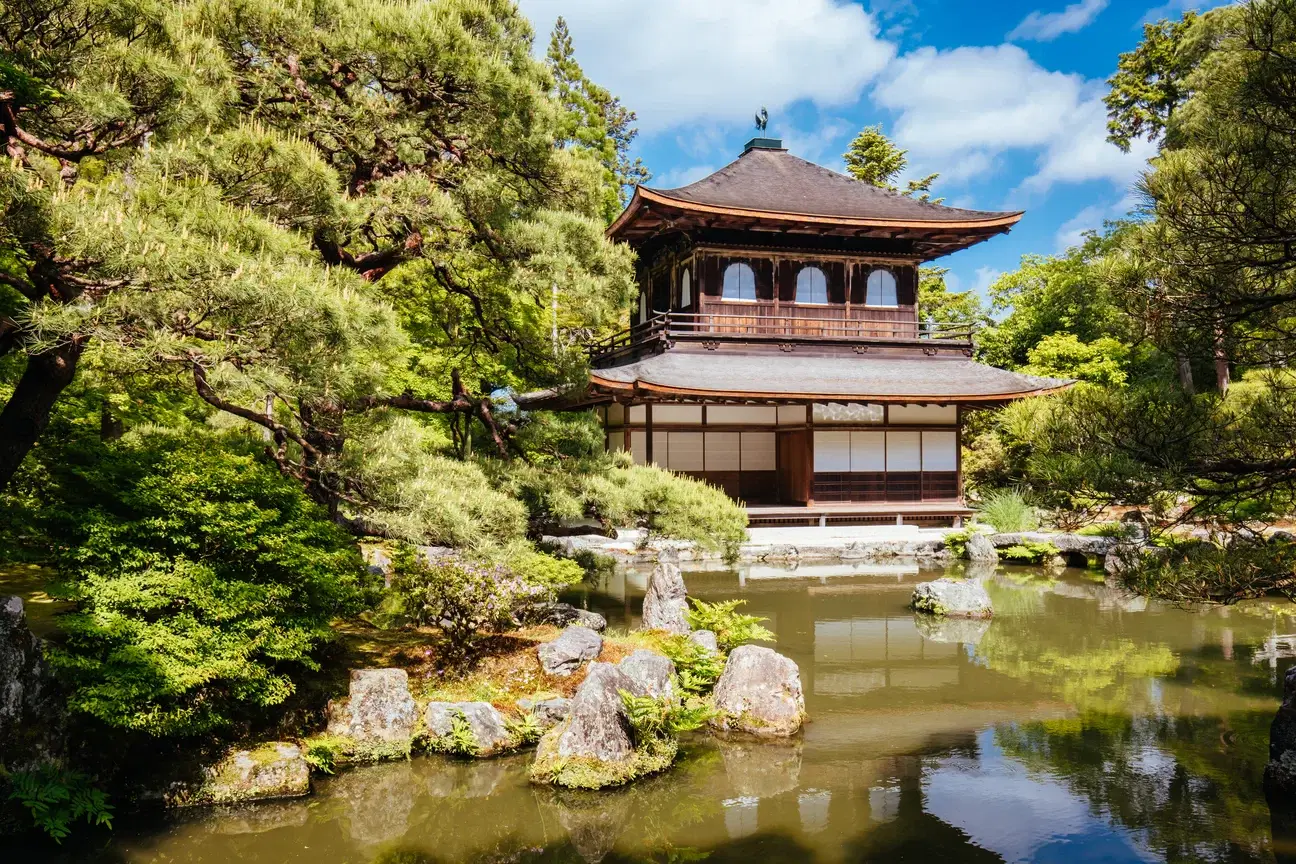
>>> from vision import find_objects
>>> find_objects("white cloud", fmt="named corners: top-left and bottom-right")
top-left (1054, 191), bottom-right (1140, 251)
top-left (1008, 0), bottom-right (1109, 42)
top-left (517, 0), bottom-right (896, 134)
top-left (972, 266), bottom-right (1003, 297)
top-left (655, 164), bottom-right (718, 189)
top-left (871, 43), bottom-right (1152, 195)
top-left (780, 118), bottom-right (854, 168)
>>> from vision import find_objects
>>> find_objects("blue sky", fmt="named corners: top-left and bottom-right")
top-left (518, 0), bottom-right (1226, 304)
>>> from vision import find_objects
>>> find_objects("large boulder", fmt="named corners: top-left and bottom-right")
top-left (522, 602), bottom-right (608, 632)
top-left (641, 554), bottom-right (690, 634)
top-left (617, 650), bottom-right (676, 700)
top-left (552, 662), bottom-right (635, 763)
top-left (709, 645), bottom-right (805, 737)
top-left (1104, 543), bottom-right (1144, 577)
top-left (1268, 666), bottom-right (1296, 795)
top-left (965, 532), bottom-right (999, 562)
top-left (424, 701), bottom-right (513, 757)
top-left (0, 596), bottom-right (66, 771)
top-left (538, 626), bottom-right (603, 677)
top-left (911, 579), bottom-right (993, 619)
top-left (517, 696), bottom-right (573, 730)
top-left (326, 668), bottom-right (419, 749)
top-left (183, 742), bottom-right (310, 806)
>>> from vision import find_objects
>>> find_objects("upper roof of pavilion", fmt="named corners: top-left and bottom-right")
top-left (608, 138), bottom-right (1024, 259)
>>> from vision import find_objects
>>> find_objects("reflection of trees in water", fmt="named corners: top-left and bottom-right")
top-left (995, 709), bottom-right (1274, 863)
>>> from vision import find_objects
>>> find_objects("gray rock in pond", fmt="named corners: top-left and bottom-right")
top-left (641, 558), bottom-right (690, 635)
top-left (1104, 543), bottom-right (1144, 577)
top-left (188, 742), bottom-right (310, 806)
top-left (538, 626), bottom-right (603, 677)
top-left (709, 645), bottom-right (805, 737)
top-left (914, 613), bottom-right (992, 645)
top-left (911, 578), bottom-right (993, 619)
top-left (0, 595), bottom-right (67, 771)
top-left (1268, 666), bottom-right (1296, 795)
top-left (617, 650), bottom-right (676, 700)
top-left (424, 701), bottom-right (513, 756)
top-left (689, 629), bottom-right (719, 654)
top-left (964, 531), bottom-right (999, 562)
top-left (522, 602), bottom-right (607, 632)
top-left (517, 696), bottom-right (573, 730)
top-left (555, 662), bottom-right (636, 762)
top-left (326, 668), bottom-right (419, 745)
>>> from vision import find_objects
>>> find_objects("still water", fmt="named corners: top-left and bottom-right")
top-left (46, 562), bottom-right (1296, 863)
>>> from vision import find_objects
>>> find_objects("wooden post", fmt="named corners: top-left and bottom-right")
top-left (645, 402), bottom-right (654, 465)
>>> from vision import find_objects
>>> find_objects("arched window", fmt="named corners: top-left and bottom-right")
top-left (865, 269), bottom-right (898, 307)
top-left (722, 262), bottom-right (757, 302)
top-left (795, 266), bottom-right (828, 304)
top-left (679, 268), bottom-right (692, 309)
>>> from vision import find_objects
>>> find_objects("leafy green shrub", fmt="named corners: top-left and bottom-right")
top-left (497, 542), bottom-right (584, 592)
top-left (506, 712), bottom-right (544, 747)
top-left (974, 488), bottom-right (1041, 532)
top-left (46, 430), bottom-right (370, 738)
top-left (999, 541), bottom-right (1061, 564)
top-left (495, 453), bottom-right (748, 554)
top-left (389, 548), bottom-right (543, 658)
top-left (4, 766), bottom-right (113, 842)
top-left (303, 736), bottom-right (350, 774)
top-left (430, 711), bottom-right (480, 758)
top-left (657, 634), bottom-right (726, 695)
top-left (685, 598), bottom-right (774, 652)
top-left (1120, 538), bottom-right (1296, 604)
top-left (1076, 521), bottom-right (1130, 537)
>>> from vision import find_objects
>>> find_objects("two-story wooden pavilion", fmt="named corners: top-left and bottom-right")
top-left (524, 138), bottom-right (1070, 526)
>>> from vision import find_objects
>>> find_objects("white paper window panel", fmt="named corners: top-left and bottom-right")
top-left (707, 405), bottom-right (777, 425)
top-left (850, 431), bottom-right (886, 471)
top-left (813, 431), bottom-right (852, 472)
top-left (629, 430), bottom-right (647, 465)
top-left (652, 431), bottom-right (669, 466)
top-left (886, 431), bottom-right (922, 471)
top-left (922, 431), bottom-right (958, 471)
top-left (607, 430), bottom-right (625, 453)
top-left (666, 432), bottom-right (705, 471)
top-left (628, 404), bottom-right (646, 423)
top-left (607, 403), bottom-right (625, 426)
top-left (654, 404), bottom-right (703, 424)
top-left (889, 404), bottom-right (957, 425)
top-left (742, 432), bottom-right (777, 471)
top-left (704, 432), bottom-right (741, 470)
top-left (812, 402), bottom-right (885, 424)
top-left (777, 405), bottom-right (807, 425)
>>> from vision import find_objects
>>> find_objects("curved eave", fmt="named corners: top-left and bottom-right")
top-left (587, 374), bottom-right (1074, 405)
top-left (607, 187), bottom-right (1025, 240)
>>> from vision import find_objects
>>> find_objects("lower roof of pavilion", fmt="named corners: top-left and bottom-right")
top-left (519, 351), bottom-right (1072, 411)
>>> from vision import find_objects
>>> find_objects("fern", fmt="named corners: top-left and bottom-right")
top-left (5, 766), bottom-right (114, 843)
top-left (506, 712), bottom-right (544, 747)
top-left (619, 691), bottom-right (714, 741)
top-left (1000, 541), bottom-right (1061, 564)
top-left (657, 635), bottom-right (726, 695)
top-left (444, 711), bottom-right (481, 757)
top-left (684, 598), bottom-right (774, 652)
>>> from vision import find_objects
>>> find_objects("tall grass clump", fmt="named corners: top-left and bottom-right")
top-left (974, 488), bottom-right (1041, 533)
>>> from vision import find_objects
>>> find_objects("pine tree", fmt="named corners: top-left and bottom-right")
top-left (842, 125), bottom-right (941, 203)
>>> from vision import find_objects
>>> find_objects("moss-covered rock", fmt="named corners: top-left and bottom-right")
top-left (529, 724), bottom-right (677, 789)
top-left (708, 645), bottom-right (805, 737)
top-left (173, 742), bottom-right (310, 806)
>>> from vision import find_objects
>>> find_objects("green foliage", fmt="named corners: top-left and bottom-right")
top-left (1104, 11), bottom-right (1209, 152)
top-left (619, 691), bottom-right (713, 740)
top-left (1076, 522), bottom-right (1130, 537)
top-left (529, 734), bottom-right (677, 790)
top-left (919, 266), bottom-right (989, 328)
top-left (657, 635), bottom-right (726, 696)
top-left (999, 541), bottom-right (1062, 565)
top-left (496, 453), bottom-right (748, 553)
top-left (942, 527), bottom-right (985, 559)
top-left (843, 125), bottom-right (941, 202)
top-left (973, 488), bottom-right (1041, 533)
top-left (389, 549), bottom-right (542, 659)
top-left (1120, 538), bottom-right (1296, 605)
top-left (42, 428), bottom-right (369, 738)
top-left (1022, 333), bottom-right (1131, 387)
top-left (4, 766), bottom-right (113, 842)
top-left (506, 712), bottom-right (544, 748)
top-left (684, 598), bottom-right (774, 652)
top-left (303, 736), bottom-right (350, 775)
top-left (499, 544), bottom-right (585, 592)
top-left (434, 711), bottom-right (481, 758)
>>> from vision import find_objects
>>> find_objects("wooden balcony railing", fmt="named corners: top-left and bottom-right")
top-left (587, 312), bottom-right (976, 367)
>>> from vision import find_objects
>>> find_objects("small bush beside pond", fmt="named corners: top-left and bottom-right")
top-left (684, 598), bottom-right (774, 652)
top-left (1000, 541), bottom-right (1062, 564)
top-left (974, 489), bottom-right (1041, 533)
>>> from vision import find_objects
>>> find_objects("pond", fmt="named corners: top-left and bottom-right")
top-left (32, 561), bottom-right (1296, 863)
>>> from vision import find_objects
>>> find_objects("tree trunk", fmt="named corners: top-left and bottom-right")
top-left (1214, 330), bottom-right (1231, 395)
top-left (1177, 354), bottom-right (1196, 395)
top-left (0, 341), bottom-right (85, 492)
